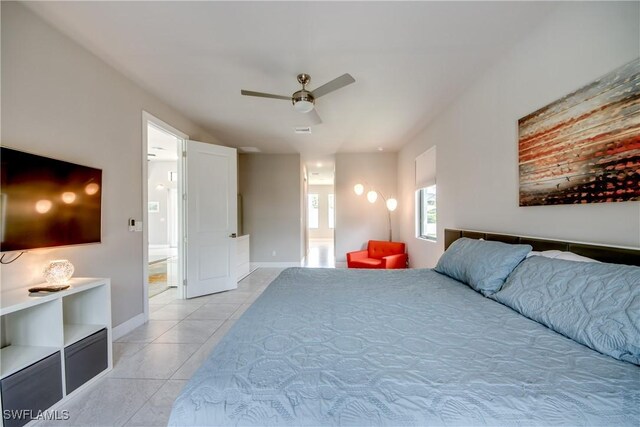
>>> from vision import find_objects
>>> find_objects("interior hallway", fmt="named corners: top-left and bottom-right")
top-left (303, 238), bottom-right (335, 268)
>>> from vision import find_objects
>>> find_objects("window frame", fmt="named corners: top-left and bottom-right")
top-left (416, 184), bottom-right (437, 242)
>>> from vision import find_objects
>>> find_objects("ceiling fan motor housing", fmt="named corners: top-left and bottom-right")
top-left (292, 89), bottom-right (315, 112)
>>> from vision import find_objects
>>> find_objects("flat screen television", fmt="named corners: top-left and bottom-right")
top-left (1, 147), bottom-right (102, 252)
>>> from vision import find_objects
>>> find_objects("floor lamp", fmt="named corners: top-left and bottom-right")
top-left (353, 183), bottom-right (398, 241)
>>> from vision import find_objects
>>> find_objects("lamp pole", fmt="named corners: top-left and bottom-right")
top-left (354, 182), bottom-right (397, 242)
top-left (377, 190), bottom-right (393, 242)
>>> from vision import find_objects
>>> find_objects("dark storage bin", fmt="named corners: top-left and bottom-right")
top-left (64, 328), bottom-right (108, 394)
top-left (0, 352), bottom-right (63, 427)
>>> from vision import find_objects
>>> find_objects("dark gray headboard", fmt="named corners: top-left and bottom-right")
top-left (444, 229), bottom-right (640, 266)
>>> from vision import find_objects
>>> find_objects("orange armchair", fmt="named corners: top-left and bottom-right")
top-left (347, 240), bottom-right (408, 269)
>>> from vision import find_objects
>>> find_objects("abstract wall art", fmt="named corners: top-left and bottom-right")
top-left (518, 58), bottom-right (639, 206)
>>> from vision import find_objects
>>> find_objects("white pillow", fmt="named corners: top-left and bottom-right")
top-left (527, 250), bottom-right (600, 263)
top-left (554, 252), bottom-right (601, 263)
top-left (526, 250), bottom-right (563, 259)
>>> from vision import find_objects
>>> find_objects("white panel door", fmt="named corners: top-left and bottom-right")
top-left (185, 140), bottom-right (237, 298)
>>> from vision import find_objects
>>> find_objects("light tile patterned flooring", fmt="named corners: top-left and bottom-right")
top-left (37, 268), bottom-right (283, 427)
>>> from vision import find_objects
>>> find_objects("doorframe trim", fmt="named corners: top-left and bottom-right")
top-left (142, 111), bottom-right (188, 321)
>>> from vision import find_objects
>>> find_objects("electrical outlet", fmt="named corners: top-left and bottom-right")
top-left (272, 250), bottom-right (276, 257)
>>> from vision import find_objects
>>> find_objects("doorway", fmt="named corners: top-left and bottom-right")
top-left (147, 124), bottom-right (180, 298)
top-left (304, 163), bottom-right (335, 268)
top-left (143, 113), bottom-right (188, 311)
top-left (142, 113), bottom-right (239, 319)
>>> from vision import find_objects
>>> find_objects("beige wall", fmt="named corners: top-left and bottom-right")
top-left (335, 153), bottom-right (398, 262)
top-left (397, 1), bottom-right (640, 268)
top-left (1, 2), bottom-right (221, 328)
top-left (238, 154), bottom-right (302, 264)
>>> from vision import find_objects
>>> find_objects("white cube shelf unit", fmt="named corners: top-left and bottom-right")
top-left (0, 278), bottom-right (112, 427)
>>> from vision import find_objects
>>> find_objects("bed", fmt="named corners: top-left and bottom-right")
top-left (169, 229), bottom-right (640, 426)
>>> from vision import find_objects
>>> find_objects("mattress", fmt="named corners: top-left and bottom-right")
top-left (169, 268), bottom-right (640, 426)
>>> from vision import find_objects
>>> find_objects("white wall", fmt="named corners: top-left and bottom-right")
top-left (238, 154), bottom-right (302, 264)
top-left (147, 161), bottom-right (177, 246)
top-left (1, 2), bottom-right (221, 327)
top-left (335, 153), bottom-right (398, 262)
top-left (308, 185), bottom-right (335, 239)
top-left (397, 1), bottom-right (640, 268)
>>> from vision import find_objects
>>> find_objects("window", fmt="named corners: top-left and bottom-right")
top-left (415, 146), bottom-right (436, 241)
top-left (417, 185), bottom-right (437, 240)
top-left (328, 194), bottom-right (335, 229)
top-left (308, 194), bottom-right (319, 229)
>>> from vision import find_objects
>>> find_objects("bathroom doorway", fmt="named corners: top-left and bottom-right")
top-left (145, 119), bottom-right (183, 298)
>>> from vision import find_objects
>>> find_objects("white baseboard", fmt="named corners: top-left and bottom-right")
top-left (251, 262), bottom-right (301, 268)
top-left (335, 261), bottom-right (347, 268)
top-left (112, 312), bottom-right (146, 341)
top-left (238, 265), bottom-right (259, 282)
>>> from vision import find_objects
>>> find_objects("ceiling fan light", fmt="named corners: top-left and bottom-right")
top-left (294, 100), bottom-right (314, 113)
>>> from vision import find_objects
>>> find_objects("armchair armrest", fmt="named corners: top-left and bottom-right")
top-left (346, 250), bottom-right (369, 263)
top-left (381, 253), bottom-right (408, 269)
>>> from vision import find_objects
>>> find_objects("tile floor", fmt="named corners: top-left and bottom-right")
top-left (303, 238), bottom-right (335, 268)
top-left (37, 268), bottom-right (283, 427)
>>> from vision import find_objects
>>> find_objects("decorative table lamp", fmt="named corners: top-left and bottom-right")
top-left (43, 260), bottom-right (75, 285)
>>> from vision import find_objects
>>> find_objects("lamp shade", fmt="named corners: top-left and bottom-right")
top-left (367, 190), bottom-right (378, 203)
top-left (43, 260), bottom-right (74, 284)
top-left (293, 100), bottom-right (314, 113)
top-left (353, 183), bottom-right (364, 195)
top-left (386, 198), bottom-right (398, 211)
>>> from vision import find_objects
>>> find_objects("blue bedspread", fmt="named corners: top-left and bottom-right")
top-left (169, 268), bottom-right (640, 426)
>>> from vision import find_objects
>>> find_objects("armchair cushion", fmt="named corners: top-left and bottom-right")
top-left (368, 240), bottom-right (406, 260)
top-left (347, 241), bottom-right (407, 269)
top-left (382, 253), bottom-right (409, 269)
top-left (349, 258), bottom-right (383, 268)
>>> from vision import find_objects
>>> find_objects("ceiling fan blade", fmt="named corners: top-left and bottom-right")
top-left (311, 73), bottom-right (355, 98)
top-left (241, 89), bottom-right (290, 101)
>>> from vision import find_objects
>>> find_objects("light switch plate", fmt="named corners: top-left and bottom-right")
top-left (128, 218), bottom-right (143, 232)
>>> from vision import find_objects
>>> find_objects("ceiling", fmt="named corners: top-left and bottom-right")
top-left (24, 1), bottom-right (557, 176)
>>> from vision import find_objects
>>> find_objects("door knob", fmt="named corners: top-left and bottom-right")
top-left (229, 233), bottom-right (237, 238)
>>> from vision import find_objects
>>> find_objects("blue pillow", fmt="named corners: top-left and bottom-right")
top-left (434, 238), bottom-right (531, 295)
top-left (494, 256), bottom-right (640, 365)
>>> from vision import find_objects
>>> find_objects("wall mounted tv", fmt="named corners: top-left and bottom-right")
top-left (1, 147), bottom-right (102, 252)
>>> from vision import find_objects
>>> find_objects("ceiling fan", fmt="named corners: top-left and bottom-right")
top-left (241, 73), bottom-right (355, 125)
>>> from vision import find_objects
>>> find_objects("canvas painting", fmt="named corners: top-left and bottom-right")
top-left (518, 58), bottom-right (640, 206)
